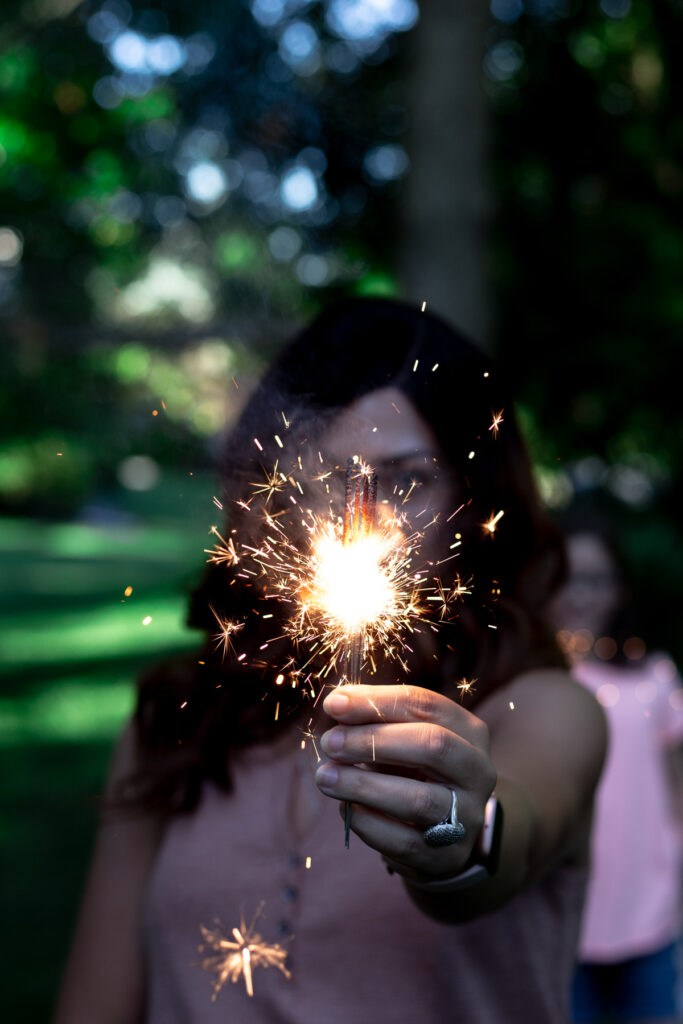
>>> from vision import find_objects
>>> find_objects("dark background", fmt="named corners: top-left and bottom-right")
top-left (1, 0), bottom-right (682, 1018)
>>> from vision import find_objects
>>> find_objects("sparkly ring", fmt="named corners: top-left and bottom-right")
top-left (423, 789), bottom-right (466, 847)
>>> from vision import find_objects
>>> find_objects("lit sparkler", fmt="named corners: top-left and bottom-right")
top-left (339, 457), bottom-right (378, 845)
top-left (198, 907), bottom-right (291, 999)
top-left (240, 461), bottom-right (432, 683)
top-left (205, 431), bottom-right (495, 846)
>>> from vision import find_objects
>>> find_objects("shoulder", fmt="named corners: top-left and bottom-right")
top-left (478, 668), bottom-right (606, 736)
top-left (476, 669), bottom-right (607, 805)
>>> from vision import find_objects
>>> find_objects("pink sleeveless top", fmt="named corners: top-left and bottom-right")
top-left (144, 739), bottom-right (585, 1023)
top-left (573, 656), bottom-right (683, 961)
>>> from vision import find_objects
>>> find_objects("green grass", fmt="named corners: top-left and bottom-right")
top-left (0, 474), bottom-right (215, 1020)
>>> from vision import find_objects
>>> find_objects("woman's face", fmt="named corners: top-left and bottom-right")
top-left (321, 386), bottom-right (457, 680)
top-left (321, 386), bottom-right (456, 518)
top-left (550, 533), bottom-right (622, 638)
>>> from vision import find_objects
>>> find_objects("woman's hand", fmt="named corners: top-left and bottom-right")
top-left (314, 683), bottom-right (497, 880)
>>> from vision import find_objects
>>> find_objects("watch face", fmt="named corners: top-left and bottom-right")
top-left (478, 797), bottom-right (503, 875)
top-left (478, 796), bottom-right (498, 858)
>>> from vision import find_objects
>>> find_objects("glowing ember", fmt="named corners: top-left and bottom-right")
top-left (205, 526), bottom-right (239, 567)
top-left (210, 606), bottom-right (245, 657)
top-left (489, 409), bottom-right (504, 436)
top-left (483, 510), bottom-right (505, 534)
top-left (308, 531), bottom-right (392, 633)
top-left (456, 677), bottom-right (477, 700)
top-left (198, 907), bottom-right (291, 999)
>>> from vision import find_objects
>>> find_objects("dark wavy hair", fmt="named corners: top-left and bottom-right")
top-left (123, 299), bottom-right (567, 813)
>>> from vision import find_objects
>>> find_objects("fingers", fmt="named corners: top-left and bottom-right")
top-left (332, 799), bottom-right (471, 877)
top-left (323, 684), bottom-right (488, 749)
top-left (316, 762), bottom-right (456, 830)
top-left (319, 721), bottom-right (494, 789)
top-left (316, 684), bottom-right (497, 876)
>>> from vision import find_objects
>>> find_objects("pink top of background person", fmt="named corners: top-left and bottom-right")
top-left (573, 654), bottom-right (683, 962)
top-left (551, 522), bottom-right (683, 972)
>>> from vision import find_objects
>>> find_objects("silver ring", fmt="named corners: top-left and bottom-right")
top-left (423, 789), bottom-right (466, 847)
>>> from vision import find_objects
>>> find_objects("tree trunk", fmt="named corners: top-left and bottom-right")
top-left (399, 0), bottom-right (491, 347)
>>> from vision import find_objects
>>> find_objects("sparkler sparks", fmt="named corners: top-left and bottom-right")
top-left (250, 461), bottom-right (286, 504)
top-left (456, 677), bottom-right (477, 701)
top-left (198, 907), bottom-right (291, 1000)
top-left (230, 464), bottom-right (432, 685)
top-left (205, 526), bottom-right (239, 567)
top-left (210, 605), bottom-right (245, 658)
top-left (483, 510), bottom-right (505, 534)
top-left (204, 438), bottom-right (476, 749)
top-left (299, 717), bottom-right (321, 760)
top-left (489, 410), bottom-right (504, 436)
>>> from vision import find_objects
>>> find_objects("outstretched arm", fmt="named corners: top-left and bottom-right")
top-left (314, 669), bottom-right (606, 923)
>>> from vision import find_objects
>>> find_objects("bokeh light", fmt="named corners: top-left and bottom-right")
top-left (117, 455), bottom-right (161, 491)
top-left (0, 227), bottom-right (23, 267)
top-left (280, 165), bottom-right (319, 211)
top-left (185, 161), bottom-right (230, 205)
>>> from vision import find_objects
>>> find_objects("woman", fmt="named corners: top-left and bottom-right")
top-left (54, 299), bottom-right (606, 1024)
top-left (551, 512), bottom-right (683, 1024)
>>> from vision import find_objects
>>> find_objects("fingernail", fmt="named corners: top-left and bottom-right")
top-left (325, 692), bottom-right (349, 716)
top-left (315, 764), bottom-right (339, 789)
top-left (321, 728), bottom-right (344, 754)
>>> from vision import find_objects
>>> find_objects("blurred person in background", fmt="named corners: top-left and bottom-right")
top-left (53, 300), bottom-right (606, 1024)
top-left (551, 508), bottom-right (683, 1024)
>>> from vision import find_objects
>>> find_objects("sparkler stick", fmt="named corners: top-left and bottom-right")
top-left (341, 457), bottom-right (378, 847)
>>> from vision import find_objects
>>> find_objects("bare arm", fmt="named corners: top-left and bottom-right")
top-left (53, 722), bottom-right (166, 1024)
top-left (406, 670), bottom-right (606, 921)
top-left (314, 670), bottom-right (606, 924)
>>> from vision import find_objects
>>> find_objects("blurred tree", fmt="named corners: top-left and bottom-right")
top-left (486, 0), bottom-right (683, 657)
top-left (1, 0), bottom-right (682, 659)
top-left (0, 0), bottom-right (419, 513)
top-left (400, 0), bottom-right (492, 342)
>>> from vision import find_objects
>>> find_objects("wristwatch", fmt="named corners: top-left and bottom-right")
top-left (403, 794), bottom-right (504, 892)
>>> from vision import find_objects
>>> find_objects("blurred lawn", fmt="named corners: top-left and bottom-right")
top-left (0, 473), bottom-right (214, 1021)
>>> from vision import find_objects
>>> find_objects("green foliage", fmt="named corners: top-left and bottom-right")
top-left (490, 0), bottom-right (683, 482)
top-left (1, 0), bottom-right (417, 515)
top-left (0, 502), bottom-right (208, 1019)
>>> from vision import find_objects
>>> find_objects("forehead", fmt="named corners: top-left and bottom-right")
top-left (321, 386), bottom-right (440, 464)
